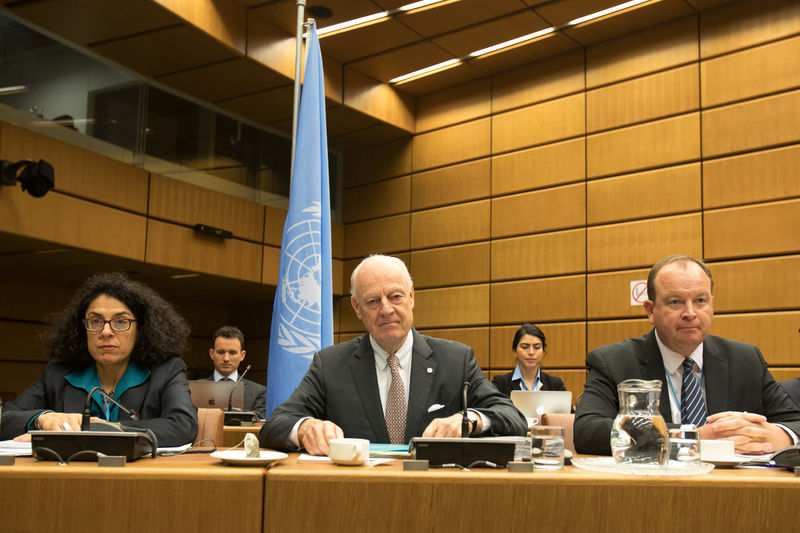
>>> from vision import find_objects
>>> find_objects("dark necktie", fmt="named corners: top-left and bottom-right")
top-left (681, 358), bottom-right (707, 426)
top-left (385, 354), bottom-right (407, 444)
top-left (221, 377), bottom-right (233, 382)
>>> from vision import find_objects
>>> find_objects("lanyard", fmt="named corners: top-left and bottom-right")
top-left (664, 363), bottom-right (705, 412)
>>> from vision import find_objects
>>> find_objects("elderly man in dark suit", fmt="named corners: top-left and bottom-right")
top-left (260, 254), bottom-right (526, 455)
top-left (575, 254), bottom-right (800, 456)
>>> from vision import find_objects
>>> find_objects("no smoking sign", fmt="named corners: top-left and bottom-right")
top-left (630, 280), bottom-right (648, 306)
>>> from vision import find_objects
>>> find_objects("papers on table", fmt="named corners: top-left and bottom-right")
top-left (0, 439), bottom-right (32, 456)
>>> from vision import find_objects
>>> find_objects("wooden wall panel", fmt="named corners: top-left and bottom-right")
top-left (771, 369), bottom-right (800, 383)
top-left (492, 49), bottom-right (585, 113)
top-left (418, 327), bottom-right (490, 370)
top-left (588, 318), bottom-right (652, 351)
top-left (705, 199), bottom-right (800, 260)
top-left (411, 200), bottom-right (490, 249)
top-left (587, 213), bottom-right (702, 272)
top-left (491, 94), bottom-right (585, 154)
top-left (0, 122), bottom-right (148, 214)
top-left (701, 36), bottom-right (800, 108)
top-left (261, 245), bottom-right (279, 285)
top-left (703, 145), bottom-right (800, 209)
top-left (0, 187), bottom-right (147, 261)
top-left (332, 222), bottom-right (344, 260)
top-left (587, 64), bottom-right (699, 133)
top-left (700, 0), bottom-right (800, 59)
top-left (702, 90), bottom-right (800, 158)
top-left (413, 285), bottom-right (490, 329)
top-left (0, 362), bottom-right (47, 398)
top-left (0, 277), bottom-right (75, 323)
top-left (145, 220), bottom-right (262, 282)
top-left (489, 322), bottom-right (587, 369)
top-left (587, 113), bottom-right (700, 178)
top-left (587, 269), bottom-right (651, 319)
top-left (0, 322), bottom-right (47, 362)
top-left (344, 138), bottom-right (412, 187)
top-left (410, 242), bottom-right (490, 289)
top-left (263, 206), bottom-right (286, 246)
top-left (490, 275), bottom-right (586, 324)
top-left (491, 229), bottom-right (586, 281)
top-left (343, 214), bottom-right (410, 259)
top-left (416, 78), bottom-right (491, 133)
top-left (586, 16), bottom-right (698, 89)
top-left (149, 173), bottom-right (264, 242)
top-left (711, 311), bottom-right (800, 366)
top-left (492, 184), bottom-right (585, 239)
top-left (338, 294), bottom-right (362, 333)
top-left (412, 159), bottom-right (490, 211)
top-left (547, 369), bottom-right (587, 401)
top-left (342, 67), bottom-right (415, 133)
top-left (711, 255), bottom-right (800, 313)
top-left (589, 163), bottom-right (700, 225)
top-left (342, 176), bottom-right (411, 224)
top-left (491, 138), bottom-right (585, 197)
top-left (412, 118), bottom-right (490, 172)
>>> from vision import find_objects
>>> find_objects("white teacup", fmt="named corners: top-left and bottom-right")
top-left (328, 438), bottom-right (370, 465)
top-left (700, 439), bottom-right (735, 461)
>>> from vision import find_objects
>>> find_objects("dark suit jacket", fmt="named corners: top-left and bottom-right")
top-left (574, 330), bottom-right (800, 455)
top-left (259, 329), bottom-right (527, 450)
top-left (780, 378), bottom-right (800, 408)
top-left (203, 375), bottom-right (266, 419)
top-left (0, 358), bottom-right (198, 446)
top-left (492, 370), bottom-right (566, 396)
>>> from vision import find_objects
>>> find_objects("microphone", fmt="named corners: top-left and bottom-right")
top-left (461, 381), bottom-right (470, 438)
top-left (227, 364), bottom-right (251, 411)
top-left (82, 386), bottom-right (140, 430)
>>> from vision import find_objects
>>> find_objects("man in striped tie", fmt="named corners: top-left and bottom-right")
top-left (260, 255), bottom-right (527, 455)
top-left (575, 254), bottom-right (800, 456)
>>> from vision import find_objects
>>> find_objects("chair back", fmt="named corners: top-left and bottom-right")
top-left (195, 407), bottom-right (224, 447)
top-left (541, 413), bottom-right (575, 453)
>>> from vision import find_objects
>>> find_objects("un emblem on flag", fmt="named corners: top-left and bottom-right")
top-left (276, 202), bottom-right (323, 359)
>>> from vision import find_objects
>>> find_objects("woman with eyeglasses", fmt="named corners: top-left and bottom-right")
top-left (0, 273), bottom-right (197, 446)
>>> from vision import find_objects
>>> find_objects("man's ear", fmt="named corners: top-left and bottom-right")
top-left (240, 350), bottom-right (246, 361)
top-left (643, 300), bottom-right (655, 325)
top-left (208, 348), bottom-right (215, 360)
top-left (351, 296), bottom-right (361, 319)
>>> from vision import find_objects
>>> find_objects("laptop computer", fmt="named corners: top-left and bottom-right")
top-left (188, 380), bottom-right (244, 410)
top-left (511, 390), bottom-right (572, 419)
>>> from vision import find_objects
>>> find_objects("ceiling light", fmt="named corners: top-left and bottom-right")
top-left (317, 12), bottom-right (390, 37)
top-left (398, 0), bottom-right (460, 15)
top-left (390, 59), bottom-right (462, 85)
top-left (0, 85), bottom-right (27, 96)
top-left (469, 27), bottom-right (554, 59)
top-left (568, 0), bottom-right (659, 27)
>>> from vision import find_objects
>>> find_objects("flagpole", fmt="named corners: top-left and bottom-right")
top-left (290, 0), bottom-right (306, 185)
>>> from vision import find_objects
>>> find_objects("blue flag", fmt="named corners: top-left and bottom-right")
top-left (265, 22), bottom-right (333, 418)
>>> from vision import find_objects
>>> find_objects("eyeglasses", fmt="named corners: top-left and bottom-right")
top-left (83, 318), bottom-right (136, 332)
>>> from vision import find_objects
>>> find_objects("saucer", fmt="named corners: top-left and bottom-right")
top-left (331, 458), bottom-right (368, 466)
top-left (211, 450), bottom-right (287, 466)
top-left (702, 456), bottom-right (746, 468)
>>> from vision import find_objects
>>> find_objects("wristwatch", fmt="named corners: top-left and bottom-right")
top-left (467, 411), bottom-right (479, 436)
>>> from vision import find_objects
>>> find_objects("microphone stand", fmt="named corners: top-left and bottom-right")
top-left (82, 386), bottom-right (140, 431)
top-left (462, 381), bottom-right (471, 438)
top-left (224, 364), bottom-right (258, 425)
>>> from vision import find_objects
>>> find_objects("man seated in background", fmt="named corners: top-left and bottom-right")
top-left (575, 254), bottom-right (800, 455)
top-left (207, 326), bottom-right (265, 419)
top-left (259, 254), bottom-right (527, 455)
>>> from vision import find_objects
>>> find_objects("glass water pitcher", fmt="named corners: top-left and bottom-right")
top-left (610, 379), bottom-right (668, 466)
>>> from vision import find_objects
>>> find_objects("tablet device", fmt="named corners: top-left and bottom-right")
top-left (188, 380), bottom-right (244, 410)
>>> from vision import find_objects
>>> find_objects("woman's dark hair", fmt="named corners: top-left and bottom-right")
top-left (512, 323), bottom-right (547, 352)
top-left (44, 272), bottom-right (190, 367)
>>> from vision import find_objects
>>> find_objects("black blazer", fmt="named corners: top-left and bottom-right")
top-left (492, 370), bottom-right (566, 396)
top-left (259, 328), bottom-right (527, 450)
top-left (0, 358), bottom-right (198, 446)
top-left (574, 330), bottom-right (800, 455)
top-left (780, 378), bottom-right (800, 408)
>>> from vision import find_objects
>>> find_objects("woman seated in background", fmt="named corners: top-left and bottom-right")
top-left (0, 273), bottom-right (197, 446)
top-left (492, 323), bottom-right (566, 395)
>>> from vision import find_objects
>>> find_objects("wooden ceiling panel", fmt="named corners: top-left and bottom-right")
top-left (347, 40), bottom-right (457, 83)
top-left (466, 33), bottom-right (579, 74)
top-left (216, 85), bottom-right (296, 131)
top-left (156, 58), bottom-right (291, 103)
top-left (249, 0), bottom-right (381, 36)
top-left (431, 10), bottom-right (551, 58)
top-left (4, 0), bottom-right (178, 45)
top-left (533, 0), bottom-right (623, 26)
top-left (684, 0), bottom-right (732, 10)
top-left (325, 105), bottom-right (383, 137)
top-left (395, 0), bottom-right (527, 37)
top-left (329, 122), bottom-right (412, 151)
top-left (91, 25), bottom-right (239, 78)
top-left (562, 0), bottom-right (694, 45)
top-left (317, 19), bottom-right (422, 63)
top-left (389, 61), bottom-right (487, 96)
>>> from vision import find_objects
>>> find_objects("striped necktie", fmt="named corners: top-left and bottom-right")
top-left (681, 358), bottom-right (707, 426)
top-left (385, 353), bottom-right (407, 444)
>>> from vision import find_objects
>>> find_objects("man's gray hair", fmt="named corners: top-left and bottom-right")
top-left (350, 254), bottom-right (414, 300)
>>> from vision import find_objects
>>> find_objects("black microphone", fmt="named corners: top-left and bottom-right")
top-left (461, 381), bottom-right (470, 438)
top-left (227, 364), bottom-right (251, 411)
top-left (82, 386), bottom-right (140, 430)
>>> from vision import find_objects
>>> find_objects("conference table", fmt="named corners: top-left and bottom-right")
top-left (2, 452), bottom-right (799, 532)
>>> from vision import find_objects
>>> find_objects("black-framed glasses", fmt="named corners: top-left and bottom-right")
top-left (83, 318), bottom-right (136, 332)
